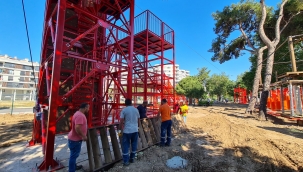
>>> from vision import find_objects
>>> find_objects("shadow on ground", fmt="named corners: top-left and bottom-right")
top-left (0, 120), bottom-right (32, 147)
top-left (258, 126), bottom-right (303, 140)
top-left (166, 127), bottom-right (298, 172)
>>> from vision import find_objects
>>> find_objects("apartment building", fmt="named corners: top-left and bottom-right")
top-left (152, 64), bottom-right (190, 85)
top-left (0, 54), bottom-right (39, 101)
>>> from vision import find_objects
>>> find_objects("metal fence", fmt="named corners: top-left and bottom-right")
top-left (0, 93), bottom-right (35, 114)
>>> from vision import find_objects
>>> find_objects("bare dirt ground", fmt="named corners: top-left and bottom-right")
top-left (1, 104), bottom-right (303, 172)
top-left (0, 114), bottom-right (33, 147)
top-left (109, 103), bottom-right (303, 172)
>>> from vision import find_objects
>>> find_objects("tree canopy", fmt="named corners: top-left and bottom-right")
top-left (209, 0), bottom-right (270, 64)
top-left (176, 76), bottom-right (204, 99)
top-left (207, 73), bottom-right (234, 100)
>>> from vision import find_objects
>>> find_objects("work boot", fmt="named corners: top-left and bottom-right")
top-left (75, 165), bottom-right (83, 170)
top-left (123, 162), bottom-right (130, 166)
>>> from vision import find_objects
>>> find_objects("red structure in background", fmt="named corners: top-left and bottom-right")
top-left (234, 87), bottom-right (247, 104)
top-left (29, 0), bottom-right (175, 171)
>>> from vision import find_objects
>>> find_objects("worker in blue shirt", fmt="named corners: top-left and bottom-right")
top-left (137, 101), bottom-right (148, 119)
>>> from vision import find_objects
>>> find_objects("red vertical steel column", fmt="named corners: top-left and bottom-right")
top-left (127, 0), bottom-right (134, 99)
top-left (144, 12), bottom-right (149, 100)
top-left (160, 22), bottom-right (164, 99)
top-left (172, 31), bottom-right (176, 102)
top-left (39, 0), bottom-right (66, 170)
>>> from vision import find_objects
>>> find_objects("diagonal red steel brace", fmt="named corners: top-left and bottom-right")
top-left (62, 69), bottom-right (96, 100)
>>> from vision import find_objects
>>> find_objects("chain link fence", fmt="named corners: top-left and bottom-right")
top-left (0, 93), bottom-right (35, 114)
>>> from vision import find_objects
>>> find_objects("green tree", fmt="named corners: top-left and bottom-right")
top-left (235, 73), bottom-right (247, 89)
top-left (209, 0), bottom-right (269, 112)
top-left (210, 0), bottom-right (303, 114)
top-left (258, 0), bottom-right (303, 119)
top-left (196, 67), bottom-right (210, 83)
top-left (176, 76), bottom-right (204, 99)
top-left (206, 73), bottom-right (234, 100)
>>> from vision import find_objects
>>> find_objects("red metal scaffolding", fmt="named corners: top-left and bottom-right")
top-left (29, 0), bottom-right (175, 171)
top-left (234, 87), bottom-right (247, 104)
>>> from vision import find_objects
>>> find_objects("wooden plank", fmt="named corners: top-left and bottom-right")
top-left (99, 127), bottom-right (113, 164)
top-left (117, 124), bottom-right (124, 154)
top-left (151, 118), bottom-right (160, 142)
top-left (147, 118), bottom-right (158, 144)
top-left (138, 120), bottom-right (148, 148)
top-left (109, 125), bottom-right (122, 160)
top-left (278, 71), bottom-right (303, 79)
top-left (86, 130), bottom-right (95, 171)
top-left (88, 128), bottom-right (102, 169)
top-left (137, 137), bottom-right (142, 150)
top-left (142, 119), bottom-right (153, 146)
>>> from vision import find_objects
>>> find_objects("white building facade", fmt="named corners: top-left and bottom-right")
top-left (152, 64), bottom-right (190, 86)
top-left (0, 55), bottom-right (39, 101)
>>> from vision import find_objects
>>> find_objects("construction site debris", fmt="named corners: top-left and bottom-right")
top-left (166, 156), bottom-right (188, 169)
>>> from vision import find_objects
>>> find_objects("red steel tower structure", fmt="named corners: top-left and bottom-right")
top-left (31, 0), bottom-right (175, 170)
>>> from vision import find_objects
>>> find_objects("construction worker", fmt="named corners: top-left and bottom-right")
top-left (119, 98), bottom-right (140, 166)
top-left (157, 99), bottom-right (172, 147)
top-left (67, 103), bottom-right (89, 172)
top-left (137, 100), bottom-right (148, 119)
top-left (173, 102), bottom-right (180, 115)
top-left (180, 101), bottom-right (189, 124)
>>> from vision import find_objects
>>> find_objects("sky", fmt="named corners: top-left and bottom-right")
top-left (0, 0), bottom-right (280, 81)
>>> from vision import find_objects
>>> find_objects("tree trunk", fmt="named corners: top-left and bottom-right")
top-left (258, 0), bottom-right (287, 119)
top-left (246, 46), bottom-right (267, 113)
top-left (259, 90), bottom-right (269, 120)
top-left (259, 47), bottom-right (275, 119)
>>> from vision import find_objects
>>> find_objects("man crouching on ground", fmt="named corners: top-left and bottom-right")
top-left (157, 99), bottom-right (172, 147)
top-left (119, 98), bottom-right (140, 166)
top-left (68, 103), bottom-right (89, 172)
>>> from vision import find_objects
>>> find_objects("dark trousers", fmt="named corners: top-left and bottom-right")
top-left (122, 132), bottom-right (138, 163)
top-left (68, 140), bottom-right (82, 172)
top-left (160, 120), bottom-right (172, 146)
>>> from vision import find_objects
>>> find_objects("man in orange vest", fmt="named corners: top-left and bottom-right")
top-left (157, 99), bottom-right (172, 147)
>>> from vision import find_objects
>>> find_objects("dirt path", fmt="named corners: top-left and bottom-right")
top-left (109, 104), bottom-right (303, 172)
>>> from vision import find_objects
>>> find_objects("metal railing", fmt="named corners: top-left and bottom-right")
top-left (111, 10), bottom-right (174, 44)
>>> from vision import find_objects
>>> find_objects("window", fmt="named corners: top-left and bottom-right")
top-left (0, 69), bottom-right (2, 73)
top-left (19, 77), bottom-right (25, 81)
top-left (20, 71), bottom-right (26, 76)
top-left (8, 76), bottom-right (13, 81)
top-left (4, 63), bottom-right (15, 68)
top-left (8, 69), bottom-right (14, 74)
top-left (23, 65), bottom-right (32, 70)
top-left (6, 82), bottom-right (14, 87)
top-left (34, 66), bottom-right (39, 71)
top-left (30, 84), bottom-right (34, 87)
top-left (31, 72), bottom-right (38, 76)
top-left (0, 62), bottom-right (3, 66)
top-left (18, 83), bottom-right (24, 88)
